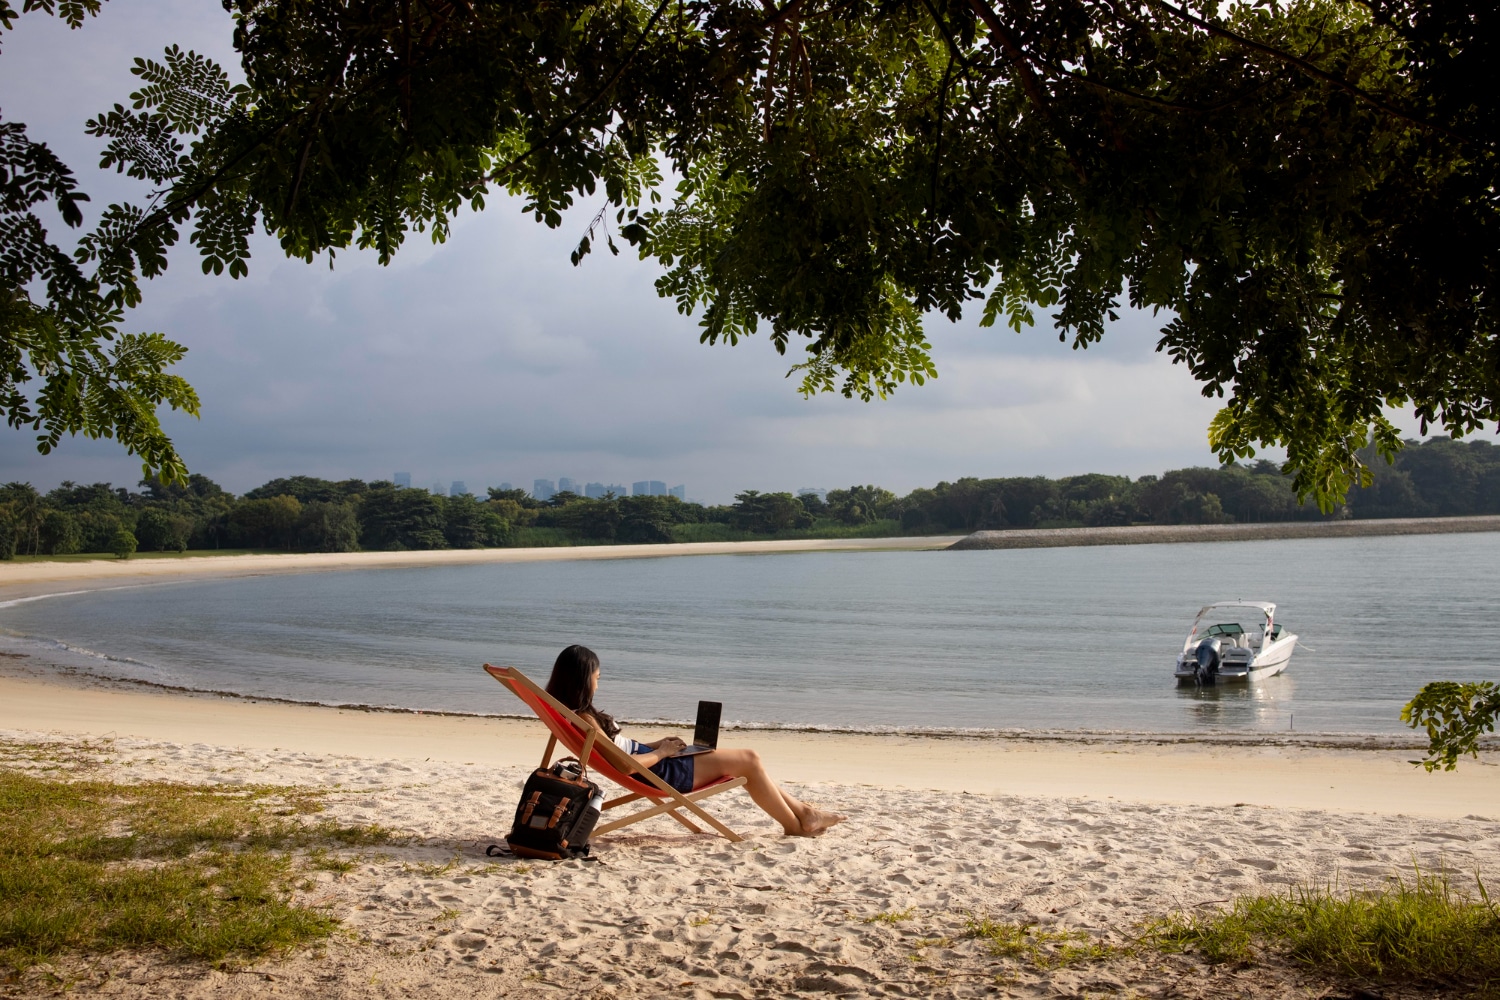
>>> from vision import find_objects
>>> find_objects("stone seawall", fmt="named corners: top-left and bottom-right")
top-left (947, 515), bottom-right (1500, 550)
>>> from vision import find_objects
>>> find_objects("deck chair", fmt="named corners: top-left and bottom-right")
top-left (484, 664), bottom-right (745, 842)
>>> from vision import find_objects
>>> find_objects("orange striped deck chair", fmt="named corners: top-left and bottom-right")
top-left (484, 665), bottom-right (745, 842)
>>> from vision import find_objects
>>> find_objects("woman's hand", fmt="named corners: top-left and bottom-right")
top-left (652, 736), bottom-right (687, 755)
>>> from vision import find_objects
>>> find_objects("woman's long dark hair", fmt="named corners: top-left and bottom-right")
top-left (545, 644), bottom-right (619, 738)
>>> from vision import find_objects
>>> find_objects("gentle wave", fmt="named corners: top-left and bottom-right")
top-left (3, 536), bottom-right (1497, 737)
top-left (0, 640), bottom-right (1434, 750)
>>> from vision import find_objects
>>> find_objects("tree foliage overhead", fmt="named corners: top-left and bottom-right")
top-left (1402, 681), bottom-right (1500, 772)
top-left (2, 0), bottom-right (1495, 504)
top-left (1, 0), bottom-right (201, 482)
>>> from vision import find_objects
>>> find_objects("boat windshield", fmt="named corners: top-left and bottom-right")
top-left (1186, 604), bottom-right (1275, 650)
top-left (1203, 622), bottom-right (1245, 638)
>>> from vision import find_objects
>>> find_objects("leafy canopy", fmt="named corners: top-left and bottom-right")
top-left (1, 1), bottom-right (206, 482)
top-left (2, 0), bottom-right (1496, 505)
top-left (1402, 682), bottom-right (1500, 772)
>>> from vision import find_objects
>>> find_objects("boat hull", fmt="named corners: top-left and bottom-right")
top-left (1174, 634), bottom-right (1297, 684)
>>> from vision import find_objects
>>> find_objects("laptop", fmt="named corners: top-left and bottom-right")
top-left (671, 700), bottom-right (722, 757)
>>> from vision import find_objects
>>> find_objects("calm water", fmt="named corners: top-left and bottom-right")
top-left (3, 534), bottom-right (1496, 735)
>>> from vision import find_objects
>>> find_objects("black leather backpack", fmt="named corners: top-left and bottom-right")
top-left (503, 758), bottom-right (602, 860)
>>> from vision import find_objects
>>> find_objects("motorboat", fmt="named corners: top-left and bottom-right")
top-left (1174, 601), bottom-right (1297, 685)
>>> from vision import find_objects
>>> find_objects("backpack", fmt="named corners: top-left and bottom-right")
top-left (504, 758), bottom-right (603, 860)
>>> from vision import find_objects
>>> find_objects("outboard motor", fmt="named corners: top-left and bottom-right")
top-left (1194, 638), bottom-right (1222, 685)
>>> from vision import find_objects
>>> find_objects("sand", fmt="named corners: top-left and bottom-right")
top-left (0, 535), bottom-right (964, 598)
top-left (5, 674), bottom-right (1500, 998)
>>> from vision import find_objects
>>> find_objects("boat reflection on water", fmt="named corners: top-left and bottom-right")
top-left (1176, 672), bottom-right (1297, 730)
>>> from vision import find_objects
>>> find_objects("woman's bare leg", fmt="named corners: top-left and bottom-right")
top-left (694, 748), bottom-right (845, 836)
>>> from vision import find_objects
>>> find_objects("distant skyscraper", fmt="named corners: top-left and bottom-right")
top-left (651, 480), bottom-right (666, 496)
top-left (558, 477), bottom-right (578, 495)
top-left (431, 482), bottom-right (447, 496)
top-left (606, 484), bottom-right (628, 498)
top-left (498, 482), bottom-right (513, 492)
top-left (584, 482), bottom-right (607, 499)
top-left (393, 472), bottom-right (411, 488)
top-left (668, 484), bottom-right (686, 500)
top-left (633, 480), bottom-right (667, 496)
top-left (798, 487), bottom-right (827, 500)
top-left (450, 480), bottom-right (467, 497)
top-left (533, 479), bottom-right (556, 501)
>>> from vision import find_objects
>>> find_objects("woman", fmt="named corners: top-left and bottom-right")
top-left (545, 644), bottom-right (845, 837)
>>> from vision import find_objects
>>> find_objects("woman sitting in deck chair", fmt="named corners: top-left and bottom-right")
top-left (546, 645), bottom-right (846, 837)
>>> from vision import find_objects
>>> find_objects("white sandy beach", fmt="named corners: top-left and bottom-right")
top-left (4, 672), bottom-right (1500, 998)
top-left (0, 535), bottom-right (964, 599)
top-left (3, 543), bottom-right (1497, 998)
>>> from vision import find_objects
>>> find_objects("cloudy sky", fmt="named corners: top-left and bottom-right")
top-left (1, 2), bottom-right (1397, 504)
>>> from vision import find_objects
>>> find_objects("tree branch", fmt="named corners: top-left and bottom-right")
top-left (488, 0), bottom-right (673, 185)
top-left (966, 0), bottom-right (1052, 118)
top-left (1145, 0), bottom-right (1475, 145)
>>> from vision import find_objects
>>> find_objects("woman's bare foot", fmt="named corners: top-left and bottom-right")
top-left (784, 806), bottom-right (846, 837)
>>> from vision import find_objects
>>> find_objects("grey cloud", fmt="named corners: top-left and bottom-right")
top-left (2, 1), bottom-right (1275, 503)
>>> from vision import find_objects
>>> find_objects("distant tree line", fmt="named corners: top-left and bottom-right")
top-left (2, 438), bottom-right (1498, 558)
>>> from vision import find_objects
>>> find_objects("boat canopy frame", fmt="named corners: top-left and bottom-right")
top-left (1183, 601), bottom-right (1277, 652)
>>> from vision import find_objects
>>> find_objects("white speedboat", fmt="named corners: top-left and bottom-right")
top-left (1174, 601), bottom-right (1297, 685)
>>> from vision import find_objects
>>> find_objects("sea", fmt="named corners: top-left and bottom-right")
top-left (2, 532), bottom-right (1495, 737)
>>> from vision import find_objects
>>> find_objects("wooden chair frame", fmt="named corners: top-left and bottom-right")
top-left (484, 664), bottom-right (745, 842)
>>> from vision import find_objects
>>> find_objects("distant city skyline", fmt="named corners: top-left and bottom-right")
top-left (2, 0), bottom-right (1438, 505)
top-left (370, 473), bottom-right (891, 505)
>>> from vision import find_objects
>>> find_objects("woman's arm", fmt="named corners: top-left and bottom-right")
top-left (630, 736), bottom-right (687, 767)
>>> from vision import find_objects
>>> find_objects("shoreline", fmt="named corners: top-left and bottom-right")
top-left (2, 514), bottom-right (1495, 595)
top-left (0, 655), bottom-right (1448, 752)
top-left (950, 513), bottom-right (1500, 549)
top-left (4, 672), bottom-right (1497, 818)
top-left (0, 535), bottom-right (963, 597)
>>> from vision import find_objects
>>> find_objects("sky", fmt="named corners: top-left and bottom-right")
top-left (0, 2), bottom-right (1424, 504)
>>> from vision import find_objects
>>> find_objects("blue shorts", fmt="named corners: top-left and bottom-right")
top-left (649, 753), bottom-right (695, 793)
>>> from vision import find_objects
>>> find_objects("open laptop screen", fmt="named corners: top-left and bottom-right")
top-left (693, 701), bottom-right (722, 750)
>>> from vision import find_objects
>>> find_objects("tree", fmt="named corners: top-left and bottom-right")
top-left (0, 505), bottom-right (15, 559)
top-left (6, 1), bottom-right (1497, 503)
top-left (244, 476), bottom-right (368, 504)
top-left (38, 509), bottom-right (81, 554)
top-left (616, 495), bottom-right (684, 543)
top-left (108, 527), bottom-right (137, 559)
top-left (228, 495), bottom-right (302, 549)
top-left (133, 506), bottom-right (191, 551)
top-left (825, 486), bottom-right (898, 526)
top-left (731, 491), bottom-right (812, 534)
top-left (0, 482), bottom-right (43, 554)
top-left (441, 493), bottom-right (493, 549)
top-left (542, 497), bottom-right (623, 541)
top-left (357, 483), bottom-right (446, 550)
top-left (1, 4), bottom-right (200, 483)
top-left (297, 501), bottom-right (360, 552)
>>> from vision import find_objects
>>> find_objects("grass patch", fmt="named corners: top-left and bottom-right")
top-left (671, 519), bottom-right (918, 544)
top-left (1143, 870), bottom-right (1500, 995)
top-left (863, 908), bottom-right (916, 925)
top-left (9, 549), bottom-right (281, 563)
top-left (964, 917), bottom-right (1119, 968)
top-left (0, 769), bottom-right (396, 972)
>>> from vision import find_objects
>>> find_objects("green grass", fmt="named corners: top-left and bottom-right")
top-left (0, 768), bottom-right (396, 972)
top-left (670, 519), bottom-right (923, 544)
top-left (1143, 870), bottom-right (1500, 995)
top-left (964, 916), bottom-right (1119, 968)
top-left (862, 908), bottom-right (916, 925)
